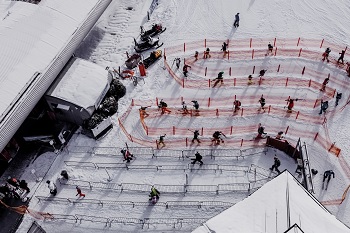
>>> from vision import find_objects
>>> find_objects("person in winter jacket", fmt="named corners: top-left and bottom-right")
top-left (323, 170), bottom-right (335, 183)
top-left (191, 152), bottom-right (203, 165)
top-left (319, 100), bottom-right (328, 114)
top-left (335, 92), bottom-right (342, 106)
top-left (174, 58), bottom-right (181, 69)
top-left (257, 123), bottom-right (267, 138)
top-left (286, 99), bottom-right (298, 112)
top-left (76, 186), bottom-right (85, 197)
top-left (191, 130), bottom-right (201, 143)
top-left (338, 50), bottom-right (345, 64)
top-left (259, 69), bottom-right (267, 77)
top-left (46, 180), bottom-right (57, 196)
top-left (247, 74), bottom-right (253, 85)
top-left (270, 156), bottom-right (281, 174)
top-left (192, 100), bottom-right (199, 110)
top-left (204, 48), bottom-right (211, 58)
top-left (158, 134), bottom-right (166, 147)
top-left (212, 131), bottom-right (224, 144)
top-left (233, 100), bottom-right (241, 112)
top-left (268, 43), bottom-right (273, 53)
top-left (19, 180), bottom-right (30, 193)
top-left (194, 51), bottom-right (199, 61)
top-left (121, 148), bottom-right (133, 163)
top-left (275, 131), bottom-right (284, 140)
top-left (222, 42), bottom-right (228, 54)
top-left (183, 64), bottom-right (191, 77)
top-left (233, 13), bottom-right (240, 28)
top-left (149, 186), bottom-right (160, 201)
top-left (182, 101), bottom-right (189, 114)
top-left (159, 99), bottom-right (171, 114)
top-left (322, 47), bottom-right (331, 62)
top-left (139, 106), bottom-right (150, 118)
top-left (259, 95), bottom-right (266, 111)
top-left (212, 72), bottom-right (224, 87)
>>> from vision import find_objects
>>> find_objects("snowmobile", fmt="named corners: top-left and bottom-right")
top-left (134, 37), bottom-right (163, 53)
top-left (140, 23), bottom-right (166, 41)
top-left (143, 50), bottom-right (162, 69)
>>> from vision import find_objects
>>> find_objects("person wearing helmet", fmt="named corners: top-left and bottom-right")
top-left (212, 71), bottom-right (224, 87)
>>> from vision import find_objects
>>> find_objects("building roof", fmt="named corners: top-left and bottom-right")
top-left (0, 0), bottom-right (100, 120)
top-left (46, 58), bottom-right (110, 112)
top-left (192, 171), bottom-right (350, 233)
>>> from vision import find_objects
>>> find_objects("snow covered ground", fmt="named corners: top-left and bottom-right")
top-left (12, 0), bottom-right (350, 232)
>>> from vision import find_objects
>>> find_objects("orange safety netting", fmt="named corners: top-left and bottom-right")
top-left (0, 200), bottom-right (53, 220)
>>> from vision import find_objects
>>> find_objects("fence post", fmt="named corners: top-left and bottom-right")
top-left (250, 38), bottom-right (252, 48)
top-left (208, 97), bottom-right (211, 107)
top-left (285, 126), bottom-right (289, 134)
top-left (298, 48), bottom-right (302, 57)
top-left (252, 49), bottom-right (254, 59)
top-left (297, 37), bottom-right (300, 47)
top-left (204, 39), bottom-right (206, 48)
top-left (184, 43), bottom-right (186, 52)
top-left (259, 77), bottom-right (262, 85)
top-left (229, 67), bottom-right (232, 76)
top-left (295, 111), bottom-right (299, 120)
top-left (313, 99), bottom-right (318, 108)
top-left (230, 126), bottom-right (233, 135)
top-left (241, 108), bottom-right (244, 116)
top-left (228, 50), bottom-right (230, 60)
top-left (274, 47), bottom-right (278, 56)
top-left (302, 66), bottom-right (305, 75)
top-left (277, 64), bottom-right (280, 72)
top-left (182, 79), bottom-right (184, 88)
top-left (314, 133), bottom-right (319, 140)
top-left (201, 127), bottom-right (204, 136)
top-left (308, 79), bottom-right (311, 87)
top-left (173, 126), bottom-right (175, 135)
top-left (320, 39), bottom-right (324, 48)
top-left (208, 79), bottom-right (211, 88)
top-left (253, 66), bottom-right (255, 74)
top-left (268, 105), bottom-right (271, 114)
top-left (273, 38), bottom-right (276, 47)
top-left (285, 77), bottom-right (288, 87)
top-left (241, 139), bottom-right (244, 147)
top-left (186, 138), bottom-right (188, 147)
top-left (234, 78), bottom-right (236, 87)
top-left (146, 126), bottom-right (149, 135)
top-left (205, 67), bottom-right (207, 76)
top-left (333, 89), bottom-right (336, 98)
top-left (216, 109), bottom-right (219, 116)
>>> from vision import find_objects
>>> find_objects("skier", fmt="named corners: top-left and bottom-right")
top-left (212, 131), bottom-right (225, 145)
top-left (285, 98), bottom-right (298, 113)
top-left (183, 64), bottom-right (191, 77)
top-left (60, 170), bottom-right (69, 180)
top-left (233, 13), bottom-right (240, 28)
top-left (256, 123), bottom-right (267, 139)
top-left (182, 101), bottom-right (189, 114)
top-left (338, 50), bottom-right (345, 64)
top-left (259, 69), bottom-right (267, 77)
top-left (320, 77), bottom-right (329, 91)
top-left (275, 131), bottom-right (284, 140)
top-left (204, 48), bottom-right (211, 59)
top-left (191, 129), bottom-right (201, 143)
top-left (322, 170), bottom-right (335, 190)
top-left (322, 47), bottom-right (331, 62)
top-left (269, 156), bottom-right (281, 174)
top-left (159, 99), bottom-right (171, 114)
top-left (191, 100), bottom-right (199, 110)
top-left (267, 42), bottom-right (273, 54)
top-left (221, 42), bottom-right (228, 54)
top-left (212, 71), bottom-right (224, 87)
top-left (191, 151), bottom-right (203, 165)
top-left (194, 51), bottom-right (199, 61)
top-left (121, 148), bottom-right (133, 163)
top-left (46, 180), bottom-right (57, 196)
top-left (139, 106), bottom-right (150, 118)
top-left (174, 58), bottom-right (181, 69)
top-left (259, 95), bottom-right (266, 111)
top-left (158, 134), bottom-right (166, 148)
top-left (319, 100), bottom-right (328, 115)
top-left (149, 186), bottom-right (160, 203)
top-left (335, 92), bottom-right (342, 106)
top-left (233, 100), bottom-right (241, 112)
top-left (247, 74), bottom-right (253, 85)
top-left (76, 186), bottom-right (85, 198)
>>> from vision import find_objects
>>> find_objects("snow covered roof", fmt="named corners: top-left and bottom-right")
top-left (192, 171), bottom-right (350, 233)
top-left (46, 58), bottom-right (110, 111)
top-left (0, 0), bottom-right (101, 119)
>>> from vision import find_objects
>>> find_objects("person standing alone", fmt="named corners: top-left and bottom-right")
top-left (233, 13), bottom-right (240, 28)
